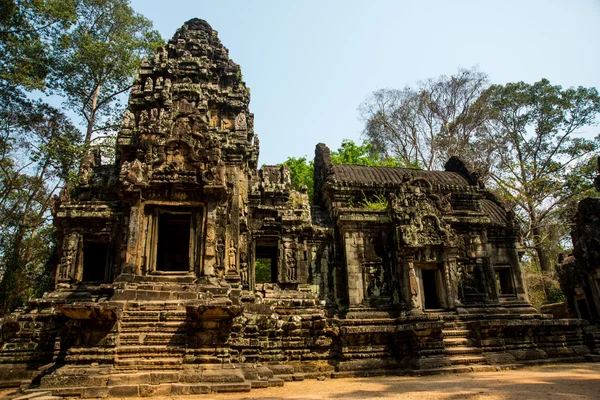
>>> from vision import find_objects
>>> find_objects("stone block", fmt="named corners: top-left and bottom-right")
top-left (269, 364), bottom-right (294, 375)
top-left (150, 371), bottom-right (179, 384)
top-left (81, 387), bottom-right (108, 398)
top-left (107, 373), bottom-right (150, 386)
top-left (108, 385), bottom-right (139, 397)
top-left (170, 384), bottom-right (190, 395)
top-left (211, 382), bottom-right (251, 393)
top-left (268, 377), bottom-right (284, 387)
top-left (189, 384), bottom-right (211, 394)
top-left (178, 372), bottom-right (203, 383)
top-left (201, 369), bottom-right (245, 383)
top-left (139, 384), bottom-right (172, 397)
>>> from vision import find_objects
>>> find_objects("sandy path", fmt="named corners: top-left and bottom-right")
top-left (202, 364), bottom-right (600, 400)
top-left (2, 363), bottom-right (599, 399)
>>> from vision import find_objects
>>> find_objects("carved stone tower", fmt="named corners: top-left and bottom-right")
top-left (116, 18), bottom-right (258, 282)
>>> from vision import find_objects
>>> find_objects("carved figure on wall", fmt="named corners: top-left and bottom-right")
top-left (216, 238), bottom-right (224, 268)
top-left (285, 250), bottom-right (297, 281)
top-left (239, 262), bottom-right (248, 285)
top-left (119, 159), bottom-right (149, 191)
top-left (228, 239), bottom-right (237, 271)
top-left (79, 147), bottom-right (101, 186)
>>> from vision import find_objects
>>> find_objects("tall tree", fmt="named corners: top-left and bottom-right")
top-left (359, 67), bottom-right (492, 174)
top-left (0, 0), bottom-right (161, 314)
top-left (48, 0), bottom-right (162, 146)
top-left (0, 93), bottom-right (82, 314)
top-left (484, 79), bottom-right (600, 272)
top-left (0, 0), bottom-right (76, 90)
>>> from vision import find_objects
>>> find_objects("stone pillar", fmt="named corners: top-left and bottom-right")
top-left (508, 246), bottom-right (528, 302)
top-left (123, 203), bottom-right (141, 274)
top-left (203, 201), bottom-right (217, 277)
top-left (407, 256), bottom-right (421, 311)
top-left (446, 249), bottom-right (461, 308)
top-left (345, 231), bottom-right (364, 306)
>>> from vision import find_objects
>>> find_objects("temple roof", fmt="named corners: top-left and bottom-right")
top-left (330, 164), bottom-right (470, 187)
top-left (480, 199), bottom-right (508, 225)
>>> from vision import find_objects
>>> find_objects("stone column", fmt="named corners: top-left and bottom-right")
top-left (508, 246), bottom-right (528, 302)
top-left (203, 201), bottom-right (217, 277)
top-left (407, 256), bottom-right (421, 311)
top-left (445, 255), bottom-right (461, 309)
top-left (345, 231), bottom-right (364, 306)
top-left (123, 203), bottom-right (142, 274)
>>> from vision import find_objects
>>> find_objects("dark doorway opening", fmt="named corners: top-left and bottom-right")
top-left (422, 269), bottom-right (441, 309)
top-left (495, 268), bottom-right (515, 295)
top-left (157, 213), bottom-right (191, 272)
top-left (82, 242), bottom-right (108, 281)
top-left (255, 245), bottom-right (278, 283)
top-left (577, 298), bottom-right (591, 320)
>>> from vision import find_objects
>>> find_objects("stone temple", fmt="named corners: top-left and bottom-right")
top-left (1, 19), bottom-right (598, 397)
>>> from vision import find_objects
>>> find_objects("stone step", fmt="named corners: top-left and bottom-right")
top-left (119, 332), bottom-right (186, 345)
top-left (445, 347), bottom-right (483, 356)
top-left (120, 316), bottom-right (187, 324)
top-left (117, 346), bottom-right (185, 358)
top-left (442, 329), bottom-right (470, 337)
top-left (115, 357), bottom-right (183, 370)
top-left (12, 391), bottom-right (57, 400)
top-left (443, 337), bottom-right (470, 347)
top-left (120, 321), bottom-right (186, 331)
top-left (446, 355), bottom-right (487, 366)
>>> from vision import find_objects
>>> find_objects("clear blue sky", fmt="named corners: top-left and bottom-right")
top-left (130, 0), bottom-right (600, 166)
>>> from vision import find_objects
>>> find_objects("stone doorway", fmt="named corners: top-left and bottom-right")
top-left (495, 265), bottom-right (515, 296)
top-left (82, 242), bottom-right (108, 282)
top-left (157, 213), bottom-right (191, 272)
top-left (255, 243), bottom-right (278, 283)
top-left (144, 206), bottom-right (203, 274)
top-left (416, 263), bottom-right (447, 310)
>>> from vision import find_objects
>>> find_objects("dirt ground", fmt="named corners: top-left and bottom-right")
top-left (208, 364), bottom-right (600, 400)
top-left (2, 363), bottom-right (599, 399)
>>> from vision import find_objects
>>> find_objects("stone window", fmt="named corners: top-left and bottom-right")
top-left (145, 207), bottom-right (202, 274)
top-left (494, 265), bottom-right (515, 296)
top-left (82, 242), bottom-right (109, 282)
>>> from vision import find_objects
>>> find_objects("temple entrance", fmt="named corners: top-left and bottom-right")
top-left (416, 263), bottom-right (446, 310)
top-left (82, 242), bottom-right (108, 281)
top-left (495, 266), bottom-right (515, 295)
top-left (255, 242), bottom-right (278, 283)
top-left (144, 206), bottom-right (203, 274)
top-left (422, 269), bottom-right (441, 309)
top-left (157, 213), bottom-right (191, 271)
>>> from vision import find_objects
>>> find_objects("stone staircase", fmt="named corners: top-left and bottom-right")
top-left (115, 301), bottom-right (187, 371)
top-left (442, 320), bottom-right (486, 367)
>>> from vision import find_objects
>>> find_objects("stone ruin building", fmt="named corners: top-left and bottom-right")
top-left (555, 161), bottom-right (600, 326)
top-left (1, 18), bottom-right (599, 398)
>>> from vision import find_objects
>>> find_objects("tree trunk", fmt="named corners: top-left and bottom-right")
top-left (84, 85), bottom-right (100, 146)
top-left (531, 225), bottom-right (551, 273)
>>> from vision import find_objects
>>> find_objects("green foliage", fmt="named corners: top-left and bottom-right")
top-left (484, 79), bottom-right (600, 272)
top-left (48, 0), bottom-right (164, 144)
top-left (282, 139), bottom-right (404, 206)
top-left (330, 139), bottom-right (405, 167)
top-left (283, 156), bottom-right (314, 203)
top-left (0, 0), bottom-right (77, 89)
top-left (359, 192), bottom-right (388, 210)
top-left (0, 0), bottom-right (160, 314)
top-left (0, 89), bottom-right (83, 314)
top-left (255, 258), bottom-right (272, 283)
